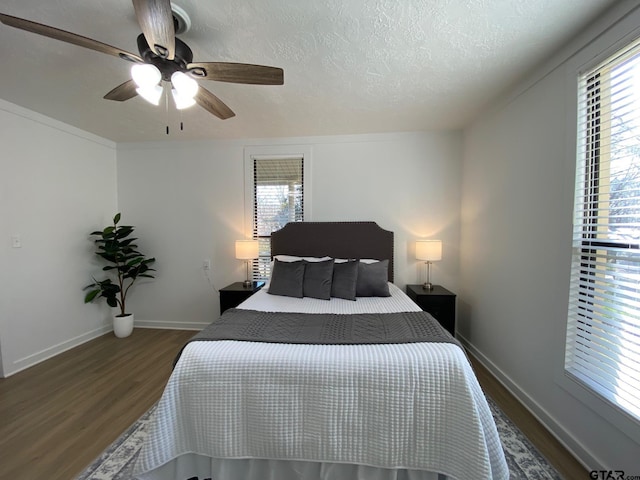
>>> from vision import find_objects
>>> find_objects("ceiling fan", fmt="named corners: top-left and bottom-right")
top-left (0, 0), bottom-right (284, 120)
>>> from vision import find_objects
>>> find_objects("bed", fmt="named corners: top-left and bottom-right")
top-left (133, 222), bottom-right (508, 480)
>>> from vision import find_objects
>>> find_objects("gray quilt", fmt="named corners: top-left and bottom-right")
top-left (176, 309), bottom-right (463, 366)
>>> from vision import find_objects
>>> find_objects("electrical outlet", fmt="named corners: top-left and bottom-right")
top-left (203, 259), bottom-right (211, 270)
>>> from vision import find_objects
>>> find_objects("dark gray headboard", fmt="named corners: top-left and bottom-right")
top-left (270, 221), bottom-right (394, 282)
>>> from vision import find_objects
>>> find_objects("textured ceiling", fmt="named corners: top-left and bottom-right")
top-left (0, 0), bottom-right (616, 142)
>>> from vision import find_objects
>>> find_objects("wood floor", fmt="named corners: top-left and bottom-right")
top-left (0, 328), bottom-right (194, 480)
top-left (0, 329), bottom-right (587, 480)
top-left (469, 357), bottom-right (588, 480)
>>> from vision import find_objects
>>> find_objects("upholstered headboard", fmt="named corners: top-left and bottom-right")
top-left (270, 221), bottom-right (394, 282)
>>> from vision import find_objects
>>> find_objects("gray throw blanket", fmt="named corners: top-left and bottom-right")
top-left (175, 309), bottom-right (463, 366)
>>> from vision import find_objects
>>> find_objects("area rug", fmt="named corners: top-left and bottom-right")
top-left (76, 397), bottom-right (562, 480)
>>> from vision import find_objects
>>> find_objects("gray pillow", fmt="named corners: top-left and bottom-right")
top-left (331, 260), bottom-right (358, 300)
top-left (303, 259), bottom-right (335, 300)
top-left (268, 259), bottom-right (305, 298)
top-left (356, 259), bottom-right (390, 297)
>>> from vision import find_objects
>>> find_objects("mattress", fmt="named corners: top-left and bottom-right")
top-left (238, 282), bottom-right (422, 314)
top-left (133, 284), bottom-right (508, 480)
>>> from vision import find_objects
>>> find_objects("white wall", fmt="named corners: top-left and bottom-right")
top-left (0, 100), bottom-right (117, 377)
top-left (116, 131), bottom-right (462, 329)
top-left (459, 2), bottom-right (640, 471)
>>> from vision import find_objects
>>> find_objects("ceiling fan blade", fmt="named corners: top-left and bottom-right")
top-left (132, 0), bottom-right (175, 60)
top-left (104, 80), bottom-right (138, 101)
top-left (0, 13), bottom-right (143, 63)
top-left (195, 87), bottom-right (235, 120)
top-left (187, 62), bottom-right (284, 85)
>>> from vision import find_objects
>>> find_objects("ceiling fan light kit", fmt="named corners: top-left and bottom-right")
top-left (170, 71), bottom-right (198, 109)
top-left (131, 63), bottom-right (161, 87)
top-left (131, 63), bottom-right (163, 105)
top-left (130, 64), bottom-right (198, 109)
top-left (0, 0), bottom-right (284, 125)
top-left (137, 84), bottom-right (163, 106)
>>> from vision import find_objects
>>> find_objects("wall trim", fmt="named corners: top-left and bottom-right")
top-left (0, 98), bottom-right (116, 149)
top-left (4, 324), bottom-right (112, 378)
top-left (458, 334), bottom-right (603, 471)
top-left (116, 130), bottom-right (443, 152)
top-left (2, 321), bottom-right (203, 378)
top-left (134, 320), bottom-right (206, 331)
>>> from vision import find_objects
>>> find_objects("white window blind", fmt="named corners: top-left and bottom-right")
top-left (565, 38), bottom-right (640, 421)
top-left (252, 157), bottom-right (304, 280)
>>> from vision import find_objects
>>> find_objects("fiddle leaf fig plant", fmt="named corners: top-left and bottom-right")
top-left (83, 213), bottom-right (156, 317)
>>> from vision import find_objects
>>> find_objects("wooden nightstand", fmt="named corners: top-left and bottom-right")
top-left (219, 281), bottom-right (265, 315)
top-left (405, 284), bottom-right (457, 336)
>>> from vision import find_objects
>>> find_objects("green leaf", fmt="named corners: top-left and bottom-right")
top-left (84, 289), bottom-right (100, 303)
top-left (119, 238), bottom-right (138, 247)
top-left (113, 213), bottom-right (121, 224)
top-left (116, 228), bottom-right (134, 239)
top-left (97, 252), bottom-right (116, 263)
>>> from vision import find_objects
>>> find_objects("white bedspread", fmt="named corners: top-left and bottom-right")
top-left (133, 284), bottom-right (508, 480)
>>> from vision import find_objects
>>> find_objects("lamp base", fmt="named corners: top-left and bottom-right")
top-left (423, 282), bottom-right (434, 291)
top-left (243, 259), bottom-right (253, 288)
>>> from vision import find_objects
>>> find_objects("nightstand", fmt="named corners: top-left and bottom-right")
top-left (219, 281), bottom-right (265, 314)
top-left (405, 284), bottom-right (457, 336)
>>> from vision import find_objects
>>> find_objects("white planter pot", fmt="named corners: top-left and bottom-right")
top-left (113, 313), bottom-right (134, 338)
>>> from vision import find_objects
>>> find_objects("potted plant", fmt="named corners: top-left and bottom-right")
top-left (83, 213), bottom-right (156, 337)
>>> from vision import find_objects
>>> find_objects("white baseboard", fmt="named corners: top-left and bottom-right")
top-left (134, 319), bottom-right (207, 331)
top-left (2, 321), bottom-right (203, 378)
top-left (5, 324), bottom-right (112, 377)
top-left (457, 333), bottom-right (600, 471)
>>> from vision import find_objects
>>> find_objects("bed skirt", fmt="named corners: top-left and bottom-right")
top-left (134, 454), bottom-right (448, 480)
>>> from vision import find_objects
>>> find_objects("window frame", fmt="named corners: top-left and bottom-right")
top-left (243, 145), bottom-right (313, 280)
top-left (562, 32), bottom-right (640, 437)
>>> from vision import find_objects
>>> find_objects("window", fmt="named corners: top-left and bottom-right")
top-left (565, 38), bottom-right (640, 421)
top-left (251, 156), bottom-right (304, 281)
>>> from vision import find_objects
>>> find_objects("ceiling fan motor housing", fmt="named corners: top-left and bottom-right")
top-left (136, 33), bottom-right (193, 81)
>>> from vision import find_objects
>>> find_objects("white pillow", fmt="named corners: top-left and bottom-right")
top-left (274, 255), bottom-right (332, 262)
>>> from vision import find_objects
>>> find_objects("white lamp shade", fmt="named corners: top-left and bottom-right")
top-left (171, 89), bottom-right (197, 109)
top-left (170, 72), bottom-right (199, 109)
top-left (131, 64), bottom-right (161, 88)
top-left (416, 240), bottom-right (442, 261)
top-left (235, 240), bottom-right (259, 260)
top-left (171, 71), bottom-right (199, 97)
top-left (136, 84), bottom-right (163, 105)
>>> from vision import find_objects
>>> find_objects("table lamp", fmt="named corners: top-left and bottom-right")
top-left (235, 240), bottom-right (259, 287)
top-left (416, 240), bottom-right (442, 290)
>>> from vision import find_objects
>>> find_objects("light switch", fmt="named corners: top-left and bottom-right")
top-left (12, 234), bottom-right (21, 248)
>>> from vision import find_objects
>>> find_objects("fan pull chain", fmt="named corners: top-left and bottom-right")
top-left (165, 83), bottom-right (170, 135)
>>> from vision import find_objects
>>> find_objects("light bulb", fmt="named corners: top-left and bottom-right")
top-left (136, 84), bottom-right (163, 106)
top-left (171, 89), bottom-right (197, 109)
top-left (171, 71), bottom-right (199, 98)
top-left (131, 64), bottom-right (161, 88)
